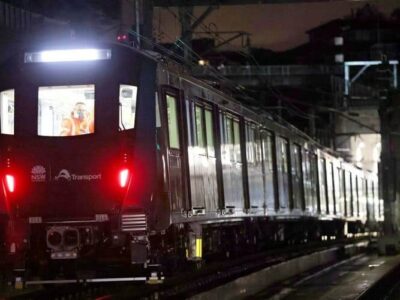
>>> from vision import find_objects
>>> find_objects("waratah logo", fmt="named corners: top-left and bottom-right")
top-left (31, 165), bottom-right (46, 182)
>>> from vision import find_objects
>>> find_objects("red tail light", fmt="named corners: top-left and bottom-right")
top-left (5, 174), bottom-right (15, 193)
top-left (119, 169), bottom-right (130, 188)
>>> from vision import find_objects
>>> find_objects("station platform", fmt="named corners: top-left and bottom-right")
top-left (253, 254), bottom-right (400, 299)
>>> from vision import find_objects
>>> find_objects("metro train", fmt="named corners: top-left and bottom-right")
top-left (0, 41), bottom-right (382, 280)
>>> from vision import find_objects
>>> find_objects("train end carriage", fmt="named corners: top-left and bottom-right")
top-left (0, 43), bottom-right (167, 276)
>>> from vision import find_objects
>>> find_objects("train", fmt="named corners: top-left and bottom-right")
top-left (0, 41), bottom-right (382, 282)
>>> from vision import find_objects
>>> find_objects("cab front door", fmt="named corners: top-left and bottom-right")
top-left (162, 88), bottom-right (186, 213)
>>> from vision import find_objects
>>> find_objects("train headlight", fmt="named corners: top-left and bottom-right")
top-left (64, 230), bottom-right (79, 248)
top-left (47, 231), bottom-right (62, 247)
top-left (24, 49), bottom-right (112, 63)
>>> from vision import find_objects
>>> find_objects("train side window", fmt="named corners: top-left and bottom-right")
top-left (194, 105), bottom-right (206, 154)
top-left (319, 158), bottom-right (327, 212)
top-left (246, 124), bottom-right (255, 164)
top-left (353, 174), bottom-right (359, 216)
top-left (233, 119), bottom-right (241, 163)
top-left (292, 144), bottom-right (301, 177)
top-left (0, 89), bottom-right (14, 135)
top-left (345, 171), bottom-right (352, 216)
top-left (38, 85), bottom-right (94, 137)
top-left (204, 108), bottom-right (215, 157)
top-left (225, 116), bottom-right (234, 161)
top-left (278, 137), bottom-right (289, 173)
top-left (119, 85), bottom-right (138, 131)
top-left (223, 114), bottom-right (241, 163)
top-left (262, 132), bottom-right (273, 171)
top-left (166, 94), bottom-right (180, 149)
top-left (326, 162), bottom-right (334, 212)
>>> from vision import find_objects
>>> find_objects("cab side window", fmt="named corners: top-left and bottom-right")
top-left (119, 85), bottom-right (138, 131)
top-left (166, 94), bottom-right (180, 149)
top-left (0, 89), bottom-right (14, 135)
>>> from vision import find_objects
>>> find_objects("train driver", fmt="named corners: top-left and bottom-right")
top-left (60, 102), bottom-right (94, 136)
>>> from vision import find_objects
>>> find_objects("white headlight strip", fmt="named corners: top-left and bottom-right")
top-left (24, 49), bottom-right (112, 63)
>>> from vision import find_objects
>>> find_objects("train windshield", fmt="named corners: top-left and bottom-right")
top-left (38, 84), bottom-right (95, 137)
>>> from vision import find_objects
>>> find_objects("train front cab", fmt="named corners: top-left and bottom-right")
top-left (0, 44), bottom-right (160, 278)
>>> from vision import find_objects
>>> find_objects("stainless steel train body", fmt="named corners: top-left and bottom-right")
top-left (0, 42), bottom-right (382, 275)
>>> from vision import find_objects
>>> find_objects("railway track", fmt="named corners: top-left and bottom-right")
top-left (2, 238), bottom-right (369, 300)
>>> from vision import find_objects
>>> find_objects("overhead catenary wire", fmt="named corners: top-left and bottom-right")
top-left (129, 19), bottom-right (373, 155)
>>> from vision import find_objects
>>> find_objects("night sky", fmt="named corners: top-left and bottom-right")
top-left (154, 0), bottom-right (400, 51)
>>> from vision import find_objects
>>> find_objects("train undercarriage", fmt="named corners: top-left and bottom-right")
top-left (0, 213), bottom-right (374, 287)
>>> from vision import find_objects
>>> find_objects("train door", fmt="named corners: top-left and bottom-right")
top-left (353, 174), bottom-right (360, 218)
top-left (163, 90), bottom-right (186, 212)
top-left (291, 144), bottom-right (304, 213)
top-left (220, 112), bottom-right (244, 213)
top-left (189, 101), bottom-right (218, 214)
top-left (310, 153), bottom-right (319, 215)
top-left (302, 150), bottom-right (312, 215)
top-left (359, 177), bottom-right (367, 221)
top-left (345, 171), bottom-right (353, 217)
top-left (246, 123), bottom-right (264, 212)
top-left (326, 161), bottom-right (334, 215)
top-left (334, 166), bottom-right (344, 216)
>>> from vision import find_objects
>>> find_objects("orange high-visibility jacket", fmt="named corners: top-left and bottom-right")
top-left (60, 116), bottom-right (94, 136)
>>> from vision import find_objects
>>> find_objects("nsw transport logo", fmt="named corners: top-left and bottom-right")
top-left (31, 165), bottom-right (46, 182)
top-left (54, 168), bottom-right (101, 182)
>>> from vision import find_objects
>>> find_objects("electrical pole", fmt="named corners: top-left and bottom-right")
top-left (379, 91), bottom-right (400, 253)
top-left (120, 0), bottom-right (154, 49)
